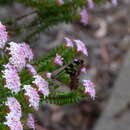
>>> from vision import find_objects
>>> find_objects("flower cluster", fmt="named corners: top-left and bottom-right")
top-left (26, 63), bottom-right (37, 76)
top-left (111, 0), bottom-right (118, 6)
top-left (54, 53), bottom-right (64, 66)
top-left (80, 9), bottom-right (89, 25)
top-left (79, 0), bottom-right (94, 25)
top-left (4, 97), bottom-right (23, 130)
top-left (2, 41), bottom-right (35, 95)
top-left (7, 42), bottom-right (33, 71)
top-left (74, 40), bottom-right (88, 56)
top-left (26, 113), bottom-right (35, 130)
top-left (1, 36), bottom-right (49, 128)
top-left (2, 64), bottom-right (21, 93)
top-left (88, 0), bottom-right (94, 9)
top-left (45, 72), bottom-right (52, 79)
top-left (65, 37), bottom-right (88, 56)
top-left (24, 85), bottom-right (40, 110)
top-left (82, 80), bottom-right (96, 99)
top-left (0, 21), bottom-right (8, 49)
top-left (33, 75), bottom-right (49, 97)
top-left (64, 37), bottom-right (74, 48)
top-left (20, 43), bottom-right (34, 62)
top-left (0, 21), bottom-right (50, 129)
top-left (54, 38), bottom-right (88, 65)
top-left (81, 67), bottom-right (87, 73)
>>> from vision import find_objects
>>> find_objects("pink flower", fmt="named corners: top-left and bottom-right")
top-left (74, 40), bottom-right (88, 56)
top-left (26, 64), bottom-right (37, 76)
top-left (24, 85), bottom-right (40, 110)
top-left (45, 72), bottom-right (52, 79)
top-left (26, 113), bottom-right (35, 130)
top-left (33, 75), bottom-right (49, 97)
top-left (7, 42), bottom-right (26, 71)
top-left (20, 43), bottom-right (34, 62)
top-left (4, 114), bottom-right (23, 130)
top-left (7, 42), bottom-right (34, 71)
top-left (4, 63), bottom-right (16, 71)
top-left (4, 97), bottom-right (23, 130)
top-left (81, 67), bottom-right (87, 73)
top-left (87, 0), bottom-right (94, 9)
top-left (64, 37), bottom-right (74, 48)
top-left (111, 0), bottom-right (118, 6)
top-left (2, 64), bottom-right (21, 93)
top-left (83, 80), bottom-right (96, 99)
top-left (5, 97), bottom-right (22, 118)
top-left (54, 54), bottom-right (63, 66)
top-left (0, 21), bottom-right (8, 49)
top-left (80, 9), bottom-right (88, 25)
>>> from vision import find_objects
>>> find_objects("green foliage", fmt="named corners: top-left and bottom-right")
top-left (41, 90), bottom-right (86, 105)
top-left (0, 0), bottom-right (13, 5)
top-left (1, 0), bottom-right (108, 42)
top-left (36, 43), bottom-right (78, 73)
top-left (0, 123), bottom-right (8, 130)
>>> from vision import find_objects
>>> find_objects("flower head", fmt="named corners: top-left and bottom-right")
top-left (111, 0), bottom-right (118, 6)
top-left (20, 43), bottom-right (34, 62)
top-left (4, 97), bottom-right (23, 130)
top-left (87, 0), bottom-right (94, 9)
top-left (0, 21), bottom-right (8, 49)
top-left (64, 37), bottom-right (74, 48)
top-left (4, 114), bottom-right (23, 130)
top-left (7, 42), bottom-right (34, 71)
top-left (26, 113), bottom-right (35, 130)
top-left (7, 42), bottom-right (26, 71)
top-left (54, 54), bottom-right (63, 66)
top-left (74, 40), bottom-right (88, 56)
top-left (2, 64), bottom-right (21, 93)
top-left (80, 9), bottom-right (88, 25)
top-left (33, 75), bottom-right (49, 97)
top-left (81, 67), bottom-right (87, 73)
top-left (5, 97), bottom-right (22, 118)
top-left (83, 80), bottom-right (96, 99)
top-left (26, 64), bottom-right (37, 76)
top-left (45, 72), bottom-right (52, 79)
top-left (24, 85), bottom-right (40, 110)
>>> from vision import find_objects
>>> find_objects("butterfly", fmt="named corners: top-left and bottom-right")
top-left (51, 58), bottom-right (85, 90)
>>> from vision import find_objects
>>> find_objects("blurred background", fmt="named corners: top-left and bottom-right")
top-left (0, 0), bottom-right (130, 130)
